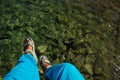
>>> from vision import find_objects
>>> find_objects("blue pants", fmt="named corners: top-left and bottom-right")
top-left (45, 63), bottom-right (85, 80)
top-left (3, 54), bottom-right (40, 80)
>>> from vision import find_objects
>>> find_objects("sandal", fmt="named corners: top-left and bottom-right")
top-left (40, 55), bottom-right (51, 72)
top-left (23, 37), bottom-right (38, 63)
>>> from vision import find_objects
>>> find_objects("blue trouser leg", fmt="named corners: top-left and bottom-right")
top-left (45, 63), bottom-right (85, 80)
top-left (3, 54), bottom-right (40, 80)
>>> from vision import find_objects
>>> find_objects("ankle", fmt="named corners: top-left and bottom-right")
top-left (42, 63), bottom-right (51, 71)
top-left (46, 65), bottom-right (51, 69)
top-left (26, 46), bottom-right (32, 50)
top-left (25, 46), bottom-right (33, 54)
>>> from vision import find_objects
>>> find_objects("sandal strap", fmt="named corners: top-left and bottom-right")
top-left (24, 37), bottom-right (34, 51)
top-left (23, 37), bottom-right (38, 63)
top-left (40, 55), bottom-right (50, 65)
top-left (25, 50), bottom-right (33, 54)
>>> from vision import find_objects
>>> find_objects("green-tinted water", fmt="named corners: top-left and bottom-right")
top-left (0, 0), bottom-right (120, 80)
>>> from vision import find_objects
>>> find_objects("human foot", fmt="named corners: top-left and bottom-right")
top-left (40, 55), bottom-right (51, 72)
top-left (23, 37), bottom-right (38, 63)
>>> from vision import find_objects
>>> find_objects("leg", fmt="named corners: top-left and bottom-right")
top-left (40, 55), bottom-right (85, 80)
top-left (3, 37), bottom-right (40, 80)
